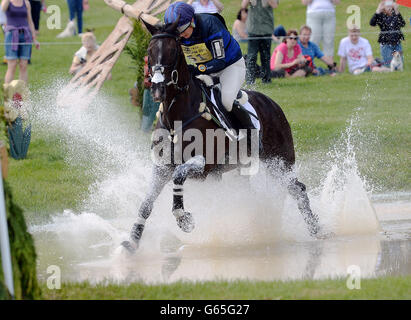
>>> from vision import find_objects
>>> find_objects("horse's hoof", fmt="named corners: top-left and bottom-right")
top-left (176, 212), bottom-right (195, 233)
top-left (121, 240), bottom-right (139, 254)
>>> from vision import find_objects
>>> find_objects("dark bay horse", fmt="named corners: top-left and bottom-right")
top-left (121, 20), bottom-right (322, 253)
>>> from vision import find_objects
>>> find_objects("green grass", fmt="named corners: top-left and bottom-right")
top-left (41, 276), bottom-right (411, 300)
top-left (1, 0), bottom-right (410, 299)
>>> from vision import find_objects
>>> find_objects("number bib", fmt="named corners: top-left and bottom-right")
top-left (181, 43), bottom-right (213, 64)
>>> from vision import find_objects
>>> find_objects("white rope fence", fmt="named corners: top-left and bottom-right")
top-left (0, 29), bottom-right (410, 45)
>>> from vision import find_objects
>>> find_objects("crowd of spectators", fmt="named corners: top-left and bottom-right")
top-left (235, 0), bottom-right (406, 79)
top-left (0, 0), bottom-right (408, 94)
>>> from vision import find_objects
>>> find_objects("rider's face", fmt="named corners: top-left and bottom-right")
top-left (180, 26), bottom-right (194, 39)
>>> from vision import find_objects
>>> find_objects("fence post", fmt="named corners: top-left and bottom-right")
top-left (0, 140), bottom-right (14, 298)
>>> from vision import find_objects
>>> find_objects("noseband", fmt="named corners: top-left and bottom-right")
top-left (149, 33), bottom-right (188, 92)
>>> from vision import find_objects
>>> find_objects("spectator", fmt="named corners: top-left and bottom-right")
top-left (28, 0), bottom-right (42, 35)
top-left (272, 24), bottom-right (286, 44)
top-left (141, 56), bottom-right (160, 132)
top-left (232, 8), bottom-right (248, 43)
top-left (1, 7), bottom-right (6, 63)
top-left (370, 0), bottom-right (406, 67)
top-left (242, 0), bottom-right (278, 84)
top-left (338, 27), bottom-right (390, 75)
top-left (69, 31), bottom-right (98, 75)
top-left (270, 29), bottom-right (307, 78)
top-left (187, 0), bottom-right (223, 13)
top-left (302, 0), bottom-right (340, 61)
top-left (298, 25), bottom-right (336, 76)
top-left (57, 0), bottom-right (88, 38)
top-left (2, 0), bottom-right (40, 84)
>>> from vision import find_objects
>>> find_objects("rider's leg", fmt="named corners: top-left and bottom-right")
top-left (219, 58), bottom-right (254, 130)
top-left (219, 57), bottom-right (246, 112)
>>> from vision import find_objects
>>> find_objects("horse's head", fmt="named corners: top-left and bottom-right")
top-left (143, 18), bottom-right (187, 103)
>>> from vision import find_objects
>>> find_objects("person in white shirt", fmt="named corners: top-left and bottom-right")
top-left (338, 27), bottom-right (390, 74)
top-left (187, 0), bottom-right (223, 13)
top-left (302, 0), bottom-right (340, 61)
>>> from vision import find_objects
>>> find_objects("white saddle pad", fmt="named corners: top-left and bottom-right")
top-left (210, 90), bottom-right (260, 131)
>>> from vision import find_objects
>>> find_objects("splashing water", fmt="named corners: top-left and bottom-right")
top-left (27, 80), bottom-right (393, 284)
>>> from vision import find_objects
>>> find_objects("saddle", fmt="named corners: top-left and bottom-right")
top-left (195, 75), bottom-right (258, 139)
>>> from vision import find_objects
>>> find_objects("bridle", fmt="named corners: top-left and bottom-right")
top-left (148, 32), bottom-right (192, 134)
top-left (148, 33), bottom-right (189, 93)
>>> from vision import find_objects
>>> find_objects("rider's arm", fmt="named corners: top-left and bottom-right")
top-left (192, 17), bottom-right (240, 75)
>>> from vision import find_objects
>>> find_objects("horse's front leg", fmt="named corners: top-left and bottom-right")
top-left (122, 165), bottom-right (173, 253)
top-left (172, 155), bottom-right (206, 233)
top-left (287, 177), bottom-right (321, 237)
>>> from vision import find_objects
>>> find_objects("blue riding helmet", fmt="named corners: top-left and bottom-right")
top-left (164, 2), bottom-right (195, 33)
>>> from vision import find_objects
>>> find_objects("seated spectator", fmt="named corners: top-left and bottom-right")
top-left (298, 25), bottom-right (336, 76)
top-left (338, 26), bottom-right (390, 75)
top-left (69, 31), bottom-right (98, 75)
top-left (187, 0), bottom-right (223, 13)
top-left (270, 29), bottom-right (307, 78)
top-left (370, 0), bottom-right (405, 67)
top-left (232, 8), bottom-right (248, 43)
top-left (272, 24), bottom-right (286, 43)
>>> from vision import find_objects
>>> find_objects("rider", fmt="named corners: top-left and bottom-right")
top-left (164, 1), bottom-right (255, 131)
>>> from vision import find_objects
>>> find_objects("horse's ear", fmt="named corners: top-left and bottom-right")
top-left (165, 15), bottom-right (180, 34)
top-left (141, 18), bottom-right (161, 35)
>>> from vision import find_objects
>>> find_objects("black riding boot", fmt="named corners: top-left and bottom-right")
top-left (231, 101), bottom-right (255, 130)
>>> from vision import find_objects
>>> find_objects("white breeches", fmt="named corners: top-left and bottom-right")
top-left (212, 57), bottom-right (246, 111)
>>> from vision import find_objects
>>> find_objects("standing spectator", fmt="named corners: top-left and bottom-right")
top-left (28, 0), bottom-right (42, 35)
top-left (232, 8), bottom-right (248, 43)
top-left (2, 0), bottom-right (40, 84)
top-left (1, 7), bottom-right (6, 63)
top-left (302, 0), bottom-right (340, 61)
top-left (370, 0), bottom-right (406, 67)
top-left (298, 25), bottom-right (336, 76)
top-left (187, 0), bottom-right (223, 13)
top-left (338, 27), bottom-right (390, 74)
top-left (57, 0), bottom-right (87, 37)
top-left (242, 0), bottom-right (278, 84)
top-left (270, 29), bottom-right (307, 78)
top-left (141, 56), bottom-right (160, 132)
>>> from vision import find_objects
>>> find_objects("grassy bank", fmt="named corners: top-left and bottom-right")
top-left (42, 276), bottom-right (411, 300)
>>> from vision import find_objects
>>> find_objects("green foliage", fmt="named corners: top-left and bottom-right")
top-left (124, 19), bottom-right (152, 106)
top-left (0, 180), bottom-right (42, 299)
